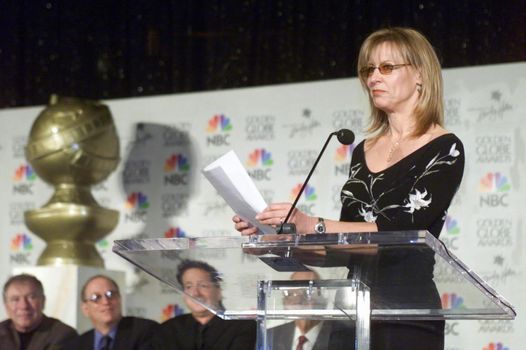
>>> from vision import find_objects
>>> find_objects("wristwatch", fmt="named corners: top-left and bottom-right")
top-left (314, 217), bottom-right (326, 234)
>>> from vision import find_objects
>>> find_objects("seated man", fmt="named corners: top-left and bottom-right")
top-left (0, 273), bottom-right (77, 350)
top-left (152, 259), bottom-right (256, 350)
top-left (61, 275), bottom-right (158, 350)
top-left (268, 270), bottom-right (354, 350)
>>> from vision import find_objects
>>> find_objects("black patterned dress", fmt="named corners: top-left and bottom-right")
top-left (339, 133), bottom-right (465, 350)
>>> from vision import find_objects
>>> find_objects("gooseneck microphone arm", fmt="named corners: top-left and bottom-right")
top-left (277, 128), bottom-right (355, 234)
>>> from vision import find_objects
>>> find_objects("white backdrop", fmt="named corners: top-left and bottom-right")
top-left (0, 62), bottom-right (524, 350)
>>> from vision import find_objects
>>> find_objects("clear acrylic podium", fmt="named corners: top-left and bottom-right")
top-left (113, 230), bottom-right (516, 349)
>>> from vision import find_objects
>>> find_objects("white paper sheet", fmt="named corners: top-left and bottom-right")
top-left (202, 150), bottom-right (275, 234)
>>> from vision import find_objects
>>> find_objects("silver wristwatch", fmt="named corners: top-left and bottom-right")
top-left (314, 217), bottom-right (326, 234)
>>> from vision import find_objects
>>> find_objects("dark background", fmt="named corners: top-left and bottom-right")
top-left (1, 0), bottom-right (525, 109)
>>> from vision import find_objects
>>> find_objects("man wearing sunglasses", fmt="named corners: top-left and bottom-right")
top-left (61, 275), bottom-right (158, 350)
top-left (0, 273), bottom-right (77, 350)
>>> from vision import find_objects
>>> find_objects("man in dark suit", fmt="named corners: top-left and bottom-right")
top-left (152, 259), bottom-right (256, 350)
top-left (267, 270), bottom-right (354, 350)
top-left (1, 273), bottom-right (77, 350)
top-left (61, 275), bottom-right (158, 350)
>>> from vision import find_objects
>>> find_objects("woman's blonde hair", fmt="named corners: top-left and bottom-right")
top-left (357, 27), bottom-right (444, 137)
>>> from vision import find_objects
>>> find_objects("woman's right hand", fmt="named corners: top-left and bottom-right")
top-left (232, 215), bottom-right (258, 236)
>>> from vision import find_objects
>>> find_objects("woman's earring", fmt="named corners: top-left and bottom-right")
top-left (416, 83), bottom-right (422, 94)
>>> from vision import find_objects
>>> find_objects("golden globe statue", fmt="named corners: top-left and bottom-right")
top-left (24, 95), bottom-right (120, 267)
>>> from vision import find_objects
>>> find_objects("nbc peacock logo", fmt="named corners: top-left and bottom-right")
top-left (334, 144), bottom-right (355, 176)
top-left (289, 184), bottom-right (317, 216)
top-left (164, 154), bottom-right (190, 172)
top-left (164, 154), bottom-right (190, 186)
top-left (10, 233), bottom-right (33, 252)
top-left (479, 172), bottom-right (511, 208)
top-left (290, 183), bottom-right (317, 202)
top-left (124, 192), bottom-right (149, 223)
top-left (164, 227), bottom-right (186, 238)
top-left (445, 216), bottom-right (460, 235)
top-left (206, 114), bottom-right (232, 147)
top-left (125, 192), bottom-right (150, 210)
top-left (9, 233), bottom-right (33, 264)
top-left (246, 148), bottom-right (274, 181)
top-left (441, 292), bottom-right (465, 309)
top-left (12, 164), bottom-right (37, 195)
top-left (482, 342), bottom-right (510, 350)
top-left (441, 216), bottom-right (460, 250)
top-left (13, 164), bottom-right (37, 182)
top-left (334, 144), bottom-right (355, 162)
top-left (161, 304), bottom-right (185, 322)
top-left (207, 114), bottom-right (232, 133)
top-left (479, 172), bottom-right (511, 192)
top-left (246, 149), bottom-right (273, 167)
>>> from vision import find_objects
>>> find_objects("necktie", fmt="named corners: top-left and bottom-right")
top-left (101, 335), bottom-right (112, 350)
top-left (296, 335), bottom-right (308, 350)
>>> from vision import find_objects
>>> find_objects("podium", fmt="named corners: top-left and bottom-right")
top-left (113, 230), bottom-right (516, 349)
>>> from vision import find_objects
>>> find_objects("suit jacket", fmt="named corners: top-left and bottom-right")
top-left (268, 321), bottom-right (354, 350)
top-left (60, 316), bottom-right (158, 350)
top-left (151, 314), bottom-right (256, 350)
top-left (0, 315), bottom-right (77, 350)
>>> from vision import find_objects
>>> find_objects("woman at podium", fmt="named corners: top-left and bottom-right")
top-left (234, 27), bottom-right (465, 350)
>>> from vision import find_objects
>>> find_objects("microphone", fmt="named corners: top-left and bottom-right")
top-left (277, 128), bottom-right (355, 234)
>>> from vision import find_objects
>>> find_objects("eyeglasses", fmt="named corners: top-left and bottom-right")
top-left (84, 290), bottom-right (119, 303)
top-left (6, 293), bottom-right (43, 305)
top-left (359, 63), bottom-right (411, 78)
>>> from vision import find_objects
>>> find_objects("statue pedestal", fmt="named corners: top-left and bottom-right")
top-left (13, 265), bottom-right (125, 333)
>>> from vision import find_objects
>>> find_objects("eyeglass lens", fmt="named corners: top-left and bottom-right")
top-left (360, 63), bottom-right (410, 77)
top-left (87, 290), bottom-right (118, 303)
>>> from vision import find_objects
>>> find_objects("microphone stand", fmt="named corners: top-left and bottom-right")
top-left (277, 131), bottom-right (338, 234)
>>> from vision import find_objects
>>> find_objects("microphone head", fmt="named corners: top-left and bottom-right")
top-left (336, 129), bottom-right (355, 145)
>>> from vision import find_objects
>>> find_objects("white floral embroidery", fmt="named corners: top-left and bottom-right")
top-left (342, 141), bottom-right (460, 224)
top-left (404, 188), bottom-right (432, 214)
top-left (359, 207), bottom-right (378, 222)
top-left (449, 143), bottom-right (460, 157)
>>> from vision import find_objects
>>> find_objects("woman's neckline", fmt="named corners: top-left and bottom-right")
top-left (363, 133), bottom-right (453, 174)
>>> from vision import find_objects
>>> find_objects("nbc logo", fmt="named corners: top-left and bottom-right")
top-left (441, 293), bottom-right (464, 309)
top-left (124, 192), bottom-right (149, 223)
top-left (334, 144), bottom-right (355, 176)
top-left (445, 216), bottom-right (460, 235)
top-left (482, 342), bottom-right (509, 350)
top-left (206, 114), bottom-right (232, 146)
top-left (12, 164), bottom-right (37, 195)
top-left (10, 233), bottom-right (33, 252)
top-left (246, 149), bottom-right (273, 181)
top-left (247, 149), bottom-right (273, 167)
top-left (207, 114), bottom-right (232, 133)
top-left (10, 233), bottom-right (33, 264)
top-left (164, 154), bottom-right (190, 172)
top-left (479, 172), bottom-right (511, 207)
top-left (164, 227), bottom-right (186, 238)
top-left (125, 192), bottom-right (150, 210)
top-left (164, 154), bottom-right (190, 186)
top-left (335, 144), bottom-right (355, 162)
top-left (290, 184), bottom-right (317, 216)
top-left (161, 304), bottom-right (185, 322)
top-left (13, 164), bottom-right (37, 182)
top-left (479, 172), bottom-right (511, 192)
top-left (290, 184), bottom-right (317, 202)
top-left (441, 216), bottom-right (460, 250)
